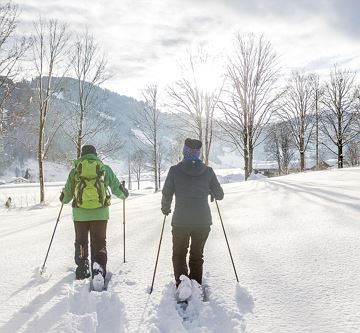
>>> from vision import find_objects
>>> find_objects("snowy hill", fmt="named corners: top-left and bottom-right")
top-left (1, 77), bottom-right (248, 176)
top-left (0, 167), bottom-right (359, 332)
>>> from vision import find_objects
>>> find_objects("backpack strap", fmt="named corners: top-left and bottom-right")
top-left (75, 162), bottom-right (85, 206)
top-left (94, 163), bottom-right (105, 208)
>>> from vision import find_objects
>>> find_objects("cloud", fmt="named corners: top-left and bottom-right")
top-left (109, 63), bottom-right (148, 79)
top-left (304, 55), bottom-right (358, 71)
top-left (326, 1), bottom-right (360, 37)
top-left (158, 37), bottom-right (189, 47)
top-left (12, 0), bottom-right (360, 98)
top-left (196, 0), bottom-right (360, 39)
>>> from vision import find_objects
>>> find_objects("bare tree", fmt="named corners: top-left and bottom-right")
top-left (310, 74), bottom-right (323, 170)
top-left (265, 122), bottom-right (295, 175)
top-left (131, 150), bottom-right (145, 190)
top-left (347, 140), bottom-right (359, 166)
top-left (69, 30), bottom-right (109, 158)
top-left (127, 154), bottom-right (132, 191)
top-left (220, 34), bottom-right (280, 180)
top-left (278, 72), bottom-right (315, 171)
top-left (167, 133), bottom-right (186, 164)
top-left (133, 84), bottom-right (161, 191)
top-left (168, 51), bottom-right (222, 165)
top-left (0, 3), bottom-right (28, 158)
top-left (32, 19), bottom-right (71, 203)
top-left (320, 67), bottom-right (359, 168)
top-left (157, 141), bottom-right (167, 189)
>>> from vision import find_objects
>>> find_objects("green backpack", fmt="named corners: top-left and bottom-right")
top-left (73, 159), bottom-right (107, 209)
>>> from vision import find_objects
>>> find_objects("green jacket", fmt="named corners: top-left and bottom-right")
top-left (63, 154), bottom-right (126, 221)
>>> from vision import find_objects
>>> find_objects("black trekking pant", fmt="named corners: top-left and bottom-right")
top-left (74, 220), bottom-right (107, 275)
top-left (172, 225), bottom-right (210, 286)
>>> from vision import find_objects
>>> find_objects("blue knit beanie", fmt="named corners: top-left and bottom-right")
top-left (183, 138), bottom-right (202, 159)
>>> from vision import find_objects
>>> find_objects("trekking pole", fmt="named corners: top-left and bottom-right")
top-left (149, 215), bottom-right (167, 294)
top-left (40, 202), bottom-right (64, 275)
top-left (122, 180), bottom-right (126, 263)
top-left (215, 200), bottom-right (239, 283)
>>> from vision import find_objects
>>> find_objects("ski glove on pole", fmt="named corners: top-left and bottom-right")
top-left (119, 183), bottom-right (129, 198)
top-left (59, 191), bottom-right (64, 203)
top-left (161, 208), bottom-right (171, 216)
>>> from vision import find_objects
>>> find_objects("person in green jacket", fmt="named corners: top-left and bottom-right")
top-left (60, 145), bottom-right (128, 288)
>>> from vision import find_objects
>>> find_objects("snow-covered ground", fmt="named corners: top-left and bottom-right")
top-left (0, 167), bottom-right (359, 333)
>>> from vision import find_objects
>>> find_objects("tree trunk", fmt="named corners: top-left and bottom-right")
top-left (243, 130), bottom-right (250, 180)
top-left (137, 172), bottom-right (140, 190)
top-left (315, 92), bottom-right (319, 170)
top-left (338, 141), bottom-right (343, 168)
top-left (153, 97), bottom-right (158, 192)
top-left (248, 135), bottom-right (254, 176)
top-left (38, 125), bottom-right (45, 203)
top-left (204, 140), bottom-right (209, 165)
top-left (128, 157), bottom-right (132, 190)
top-left (76, 98), bottom-right (85, 158)
top-left (300, 135), bottom-right (305, 171)
top-left (154, 152), bottom-right (158, 192)
top-left (204, 115), bottom-right (209, 165)
top-left (276, 140), bottom-right (281, 176)
top-left (300, 151), bottom-right (305, 171)
top-left (338, 113), bottom-right (343, 168)
top-left (244, 148), bottom-right (250, 181)
top-left (158, 159), bottom-right (161, 189)
top-left (76, 127), bottom-right (82, 158)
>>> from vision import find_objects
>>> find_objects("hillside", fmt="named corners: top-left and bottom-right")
top-left (1, 77), bottom-right (251, 179)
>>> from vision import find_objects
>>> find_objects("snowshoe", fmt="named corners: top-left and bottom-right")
top-left (91, 262), bottom-right (105, 292)
top-left (175, 275), bottom-right (192, 301)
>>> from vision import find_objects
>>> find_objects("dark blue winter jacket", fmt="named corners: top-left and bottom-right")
top-left (161, 160), bottom-right (224, 226)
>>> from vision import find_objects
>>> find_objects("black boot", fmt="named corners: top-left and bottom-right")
top-left (75, 242), bottom-right (90, 279)
top-left (75, 259), bottom-right (90, 279)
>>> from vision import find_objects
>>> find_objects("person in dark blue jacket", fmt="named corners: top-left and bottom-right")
top-left (161, 138), bottom-right (224, 297)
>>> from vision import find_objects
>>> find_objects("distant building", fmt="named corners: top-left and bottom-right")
top-left (253, 161), bottom-right (279, 177)
top-left (8, 177), bottom-right (30, 184)
top-left (305, 159), bottom-right (337, 171)
top-left (309, 161), bottom-right (331, 171)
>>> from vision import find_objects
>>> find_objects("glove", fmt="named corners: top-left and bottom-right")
top-left (119, 183), bottom-right (129, 198)
top-left (59, 191), bottom-right (64, 203)
top-left (161, 208), bottom-right (171, 216)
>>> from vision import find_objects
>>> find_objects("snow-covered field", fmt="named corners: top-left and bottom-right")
top-left (0, 167), bottom-right (359, 333)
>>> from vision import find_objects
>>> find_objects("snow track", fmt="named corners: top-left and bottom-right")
top-left (0, 268), bottom-right (127, 333)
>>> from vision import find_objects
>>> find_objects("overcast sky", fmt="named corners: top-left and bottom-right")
top-left (15, 0), bottom-right (360, 99)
